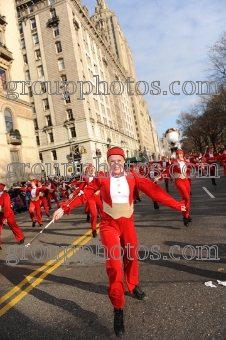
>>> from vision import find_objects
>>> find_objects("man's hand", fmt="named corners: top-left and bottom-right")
top-left (3, 218), bottom-right (7, 224)
top-left (181, 206), bottom-right (186, 212)
top-left (53, 208), bottom-right (64, 221)
top-left (69, 193), bottom-right (73, 199)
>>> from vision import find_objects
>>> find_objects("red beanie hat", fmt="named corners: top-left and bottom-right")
top-left (176, 149), bottom-right (184, 155)
top-left (107, 147), bottom-right (125, 159)
top-left (0, 183), bottom-right (5, 190)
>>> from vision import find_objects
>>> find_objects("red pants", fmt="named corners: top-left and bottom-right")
top-left (40, 197), bottom-right (49, 216)
top-left (175, 178), bottom-right (190, 218)
top-left (29, 200), bottom-right (42, 224)
top-left (0, 211), bottom-right (24, 245)
top-left (47, 192), bottom-right (59, 209)
top-left (86, 194), bottom-right (103, 232)
top-left (100, 212), bottom-right (139, 309)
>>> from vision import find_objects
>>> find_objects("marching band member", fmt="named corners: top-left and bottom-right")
top-left (204, 147), bottom-right (218, 185)
top-left (37, 180), bottom-right (51, 220)
top-left (46, 179), bottom-right (60, 209)
top-left (16, 180), bottom-right (44, 227)
top-left (169, 149), bottom-right (192, 226)
top-left (53, 147), bottom-right (186, 337)
top-left (0, 183), bottom-right (25, 249)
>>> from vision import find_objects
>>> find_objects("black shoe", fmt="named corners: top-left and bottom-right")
top-left (0, 246), bottom-right (2, 250)
top-left (92, 230), bottom-right (97, 238)
top-left (138, 198), bottom-right (141, 202)
top-left (32, 221), bottom-right (36, 228)
top-left (212, 182), bottom-right (217, 186)
top-left (183, 217), bottom-right (192, 222)
top-left (19, 238), bottom-right (25, 244)
top-left (86, 214), bottom-right (90, 222)
top-left (153, 202), bottom-right (159, 209)
top-left (114, 309), bottom-right (124, 337)
top-left (132, 285), bottom-right (147, 300)
top-left (183, 218), bottom-right (189, 227)
top-left (39, 224), bottom-right (43, 227)
top-left (134, 200), bottom-right (137, 204)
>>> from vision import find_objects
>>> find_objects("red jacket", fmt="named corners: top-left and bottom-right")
top-left (60, 172), bottom-right (184, 215)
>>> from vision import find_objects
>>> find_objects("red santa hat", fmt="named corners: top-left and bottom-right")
top-left (0, 183), bottom-right (5, 190)
top-left (107, 147), bottom-right (125, 159)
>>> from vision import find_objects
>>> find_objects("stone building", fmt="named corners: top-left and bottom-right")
top-left (0, 1), bottom-right (39, 184)
top-left (14, 0), bottom-right (158, 175)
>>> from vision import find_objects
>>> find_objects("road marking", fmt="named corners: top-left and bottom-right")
top-left (0, 227), bottom-right (99, 317)
top-left (202, 187), bottom-right (215, 198)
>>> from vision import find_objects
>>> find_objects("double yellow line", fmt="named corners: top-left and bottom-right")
top-left (0, 228), bottom-right (98, 317)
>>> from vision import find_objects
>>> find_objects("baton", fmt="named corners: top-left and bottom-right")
top-left (25, 190), bottom-right (84, 247)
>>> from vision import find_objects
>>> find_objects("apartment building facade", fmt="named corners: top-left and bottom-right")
top-left (0, 1), bottom-right (39, 184)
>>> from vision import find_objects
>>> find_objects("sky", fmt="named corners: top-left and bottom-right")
top-left (82, 0), bottom-right (225, 137)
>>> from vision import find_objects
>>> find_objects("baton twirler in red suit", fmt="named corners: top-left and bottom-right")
top-left (19, 180), bottom-right (43, 227)
top-left (168, 149), bottom-right (192, 226)
top-left (53, 147), bottom-right (186, 337)
top-left (0, 183), bottom-right (25, 248)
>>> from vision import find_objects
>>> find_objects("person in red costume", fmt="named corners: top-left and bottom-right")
top-left (82, 164), bottom-right (103, 237)
top-left (53, 147), bottom-right (186, 337)
top-left (37, 180), bottom-right (51, 220)
top-left (167, 149), bottom-right (192, 226)
top-left (16, 180), bottom-right (44, 227)
top-left (0, 183), bottom-right (25, 249)
top-left (204, 147), bottom-right (219, 185)
top-left (46, 179), bottom-right (60, 209)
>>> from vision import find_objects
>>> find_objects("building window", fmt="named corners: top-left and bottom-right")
top-left (51, 9), bottom-right (57, 18)
top-left (43, 98), bottom-right (49, 110)
top-left (48, 132), bottom-right (54, 143)
top-left (33, 33), bottom-right (39, 45)
top-left (45, 115), bottom-right (52, 126)
top-left (10, 151), bottom-right (19, 162)
top-left (70, 127), bottom-right (76, 138)
top-left (29, 5), bottom-right (34, 13)
top-left (60, 74), bottom-right (67, 81)
top-left (23, 54), bottom-right (28, 64)
top-left (4, 108), bottom-right (13, 133)
top-left (19, 23), bottom-right (23, 34)
top-left (55, 41), bottom-right (62, 53)
top-left (28, 87), bottom-right (33, 97)
top-left (35, 49), bottom-right (41, 60)
top-left (51, 150), bottom-right (57, 160)
top-left (25, 70), bottom-right (30, 81)
top-left (21, 38), bottom-right (25, 49)
top-left (58, 58), bottom-right (65, 71)
top-left (0, 68), bottom-right (7, 90)
top-left (49, 0), bottom-right (55, 4)
top-left (67, 109), bottom-right (73, 120)
top-left (37, 65), bottom-right (44, 77)
top-left (30, 18), bottom-right (36, 29)
top-left (39, 152), bottom-right (43, 162)
top-left (53, 26), bottom-right (60, 37)
top-left (36, 135), bottom-right (40, 145)
top-left (17, 11), bottom-right (21, 18)
top-left (34, 119), bottom-right (38, 129)
top-left (64, 93), bottom-right (70, 104)
top-left (40, 82), bottom-right (46, 93)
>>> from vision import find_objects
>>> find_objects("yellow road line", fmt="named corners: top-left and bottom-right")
top-left (0, 227), bottom-right (99, 317)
